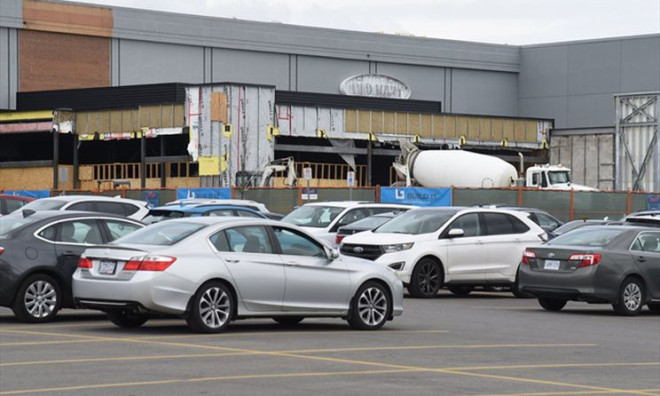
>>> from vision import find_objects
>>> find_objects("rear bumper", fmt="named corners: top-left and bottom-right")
top-left (518, 265), bottom-right (618, 303)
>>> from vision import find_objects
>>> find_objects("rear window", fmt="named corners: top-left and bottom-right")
top-left (22, 199), bottom-right (67, 211)
top-left (0, 215), bottom-right (40, 237)
top-left (548, 228), bottom-right (626, 247)
top-left (142, 210), bottom-right (188, 224)
top-left (112, 221), bottom-right (206, 246)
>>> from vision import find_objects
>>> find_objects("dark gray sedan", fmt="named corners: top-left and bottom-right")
top-left (519, 226), bottom-right (660, 315)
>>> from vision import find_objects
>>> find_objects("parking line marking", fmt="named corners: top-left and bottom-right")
top-left (0, 368), bottom-right (419, 395)
top-left (1, 328), bottom-right (655, 395)
top-left (0, 344), bottom-right (602, 367)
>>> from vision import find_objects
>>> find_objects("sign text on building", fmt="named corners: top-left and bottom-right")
top-left (340, 74), bottom-right (411, 99)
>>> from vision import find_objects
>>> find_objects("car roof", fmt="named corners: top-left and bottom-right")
top-left (34, 195), bottom-right (145, 205)
top-left (4, 210), bottom-right (143, 223)
top-left (0, 194), bottom-right (34, 201)
top-left (301, 201), bottom-right (412, 208)
top-left (150, 205), bottom-right (262, 214)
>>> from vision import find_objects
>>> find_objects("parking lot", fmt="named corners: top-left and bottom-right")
top-left (1, 291), bottom-right (658, 396)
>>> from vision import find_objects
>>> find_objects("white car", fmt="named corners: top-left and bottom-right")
top-left (18, 195), bottom-right (150, 221)
top-left (282, 201), bottom-right (414, 246)
top-left (341, 207), bottom-right (547, 298)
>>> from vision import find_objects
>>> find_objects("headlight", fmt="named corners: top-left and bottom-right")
top-left (382, 242), bottom-right (414, 253)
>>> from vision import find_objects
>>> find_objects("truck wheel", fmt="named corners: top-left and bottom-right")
top-left (12, 274), bottom-right (62, 323)
top-left (538, 298), bottom-right (567, 311)
top-left (408, 258), bottom-right (441, 298)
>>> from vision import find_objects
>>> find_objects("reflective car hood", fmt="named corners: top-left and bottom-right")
top-left (343, 231), bottom-right (426, 245)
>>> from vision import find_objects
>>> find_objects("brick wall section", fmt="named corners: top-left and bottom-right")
top-left (19, 30), bottom-right (110, 92)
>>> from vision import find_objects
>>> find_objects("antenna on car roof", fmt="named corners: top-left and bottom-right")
top-left (22, 209), bottom-right (35, 218)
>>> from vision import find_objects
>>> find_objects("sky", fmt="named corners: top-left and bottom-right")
top-left (64, 0), bottom-right (660, 45)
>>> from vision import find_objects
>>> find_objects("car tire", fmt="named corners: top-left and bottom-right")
top-left (12, 274), bottom-right (62, 323)
top-left (186, 281), bottom-right (234, 333)
top-left (347, 281), bottom-right (392, 330)
top-left (106, 310), bottom-right (149, 328)
top-left (612, 277), bottom-right (644, 316)
top-left (648, 303), bottom-right (660, 313)
top-left (408, 258), bottom-right (442, 298)
top-left (273, 316), bottom-right (304, 326)
top-left (447, 285), bottom-right (473, 296)
top-left (538, 298), bottom-right (567, 312)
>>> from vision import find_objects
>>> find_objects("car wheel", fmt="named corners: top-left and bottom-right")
top-left (447, 285), bottom-right (473, 296)
top-left (538, 298), bottom-right (567, 312)
top-left (12, 274), bottom-right (62, 323)
top-left (347, 281), bottom-right (391, 330)
top-left (273, 316), bottom-right (304, 326)
top-left (408, 258), bottom-right (442, 298)
top-left (186, 282), bottom-right (234, 333)
top-left (106, 310), bottom-right (149, 328)
top-left (648, 303), bottom-right (660, 313)
top-left (612, 277), bottom-right (644, 316)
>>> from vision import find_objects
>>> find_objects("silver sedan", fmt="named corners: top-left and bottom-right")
top-left (73, 217), bottom-right (404, 333)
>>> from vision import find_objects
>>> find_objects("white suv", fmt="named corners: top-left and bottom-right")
top-left (18, 195), bottom-right (150, 221)
top-left (341, 207), bottom-right (546, 298)
top-left (282, 201), bottom-right (414, 246)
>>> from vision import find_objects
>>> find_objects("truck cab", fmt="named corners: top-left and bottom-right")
top-left (525, 164), bottom-right (597, 191)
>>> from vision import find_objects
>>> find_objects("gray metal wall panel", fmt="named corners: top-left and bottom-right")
top-left (567, 94), bottom-right (615, 128)
top-left (0, 0), bottom-right (22, 28)
top-left (518, 45), bottom-right (568, 98)
top-left (549, 132), bottom-right (615, 190)
top-left (0, 28), bottom-right (11, 109)
top-left (620, 38), bottom-right (660, 92)
top-left (567, 41), bottom-right (621, 95)
top-left (451, 69), bottom-right (518, 116)
top-left (296, 56), bottom-right (369, 94)
top-left (118, 40), bottom-right (204, 85)
top-left (211, 48), bottom-right (289, 88)
top-left (375, 63), bottom-right (446, 102)
top-left (110, 6), bottom-right (520, 72)
top-left (518, 97), bottom-right (567, 127)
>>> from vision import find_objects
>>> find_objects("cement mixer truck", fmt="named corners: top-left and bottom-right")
top-left (393, 141), bottom-right (597, 191)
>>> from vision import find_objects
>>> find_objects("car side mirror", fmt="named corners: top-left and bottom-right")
top-left (447, 228), bottom-right (465, 238)
top-left (326, 247), bottom-right (340, 260)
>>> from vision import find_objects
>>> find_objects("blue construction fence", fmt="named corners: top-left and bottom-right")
top-left (2, 187), bottom-right (659, 221)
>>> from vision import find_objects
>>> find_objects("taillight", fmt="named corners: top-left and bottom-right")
top-left (335, 235), bottom-right (345, 244)
top-left (78, 257), bottom-right (93, 268)
top-left (124, 256), bottom-right (176, 272)
top-left (0, 246), bottom-right (5, 254)
top-left (569, 253), bottom-right (602, 267)
top-left (522, 250), bottom-right (536, 265)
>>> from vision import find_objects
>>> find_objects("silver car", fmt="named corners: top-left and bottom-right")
top-left (73, 217), bottom-right (403, 333)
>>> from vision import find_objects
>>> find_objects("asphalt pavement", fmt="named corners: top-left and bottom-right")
top-left (1, 290), bottom-right (659, 396)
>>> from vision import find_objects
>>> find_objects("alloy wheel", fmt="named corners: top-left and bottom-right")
top-left (417, 262), bottom-right (440, 295)
top-left (199, 287), bottom-right (230, 329)
top-left (622, 282), bottom-right (642, 312)
top-left (24, 280), bottom-right (58, 319)
top-left (357, 287), bottom-right (388, 326)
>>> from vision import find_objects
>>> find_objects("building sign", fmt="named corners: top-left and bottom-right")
top-left (380, 187), bottom-right (451, 207)
top-left (340, 74), bottom-right (411, 99)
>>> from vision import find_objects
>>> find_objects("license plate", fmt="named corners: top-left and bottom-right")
top-left (544, 259), bottom-right (560, 270)
top-left (98, 260), bottom-right (117, 275)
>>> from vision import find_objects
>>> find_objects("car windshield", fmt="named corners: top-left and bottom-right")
top-left (548, 171), bottom-right (571, 184)
top-left (282, 205), bottom-right (345, 228)
top-left (142, 210), bottom-right (189, 224)
top-left (548, 227), bottom-right (625, 247)
top-left (375, 210), bottom-right (457, 235)
top-left (0, 215), bottom-right (41, 237)
top-left (112, 221), bottom-right (207, 246)
top-left (21, 199), bottom-right (67, 211)
top-left (346, 216), bottom-right (393, 230)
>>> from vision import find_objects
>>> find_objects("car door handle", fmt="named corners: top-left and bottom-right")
top-left (63, 251), bottom-right (77, 257)
top-left (225, 259), bottom-right (240, 263)
top-left (285, 262), bottom-right (302, 267)
top-left (636, 256), bottom-right (646, 262)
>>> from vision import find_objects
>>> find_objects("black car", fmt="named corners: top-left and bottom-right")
top-left (519, 225), bottom-right (660, 315)
top-left (0, 211), bottom-right (144, 323)
top-left (335, 211), bottom-right (403, 244)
